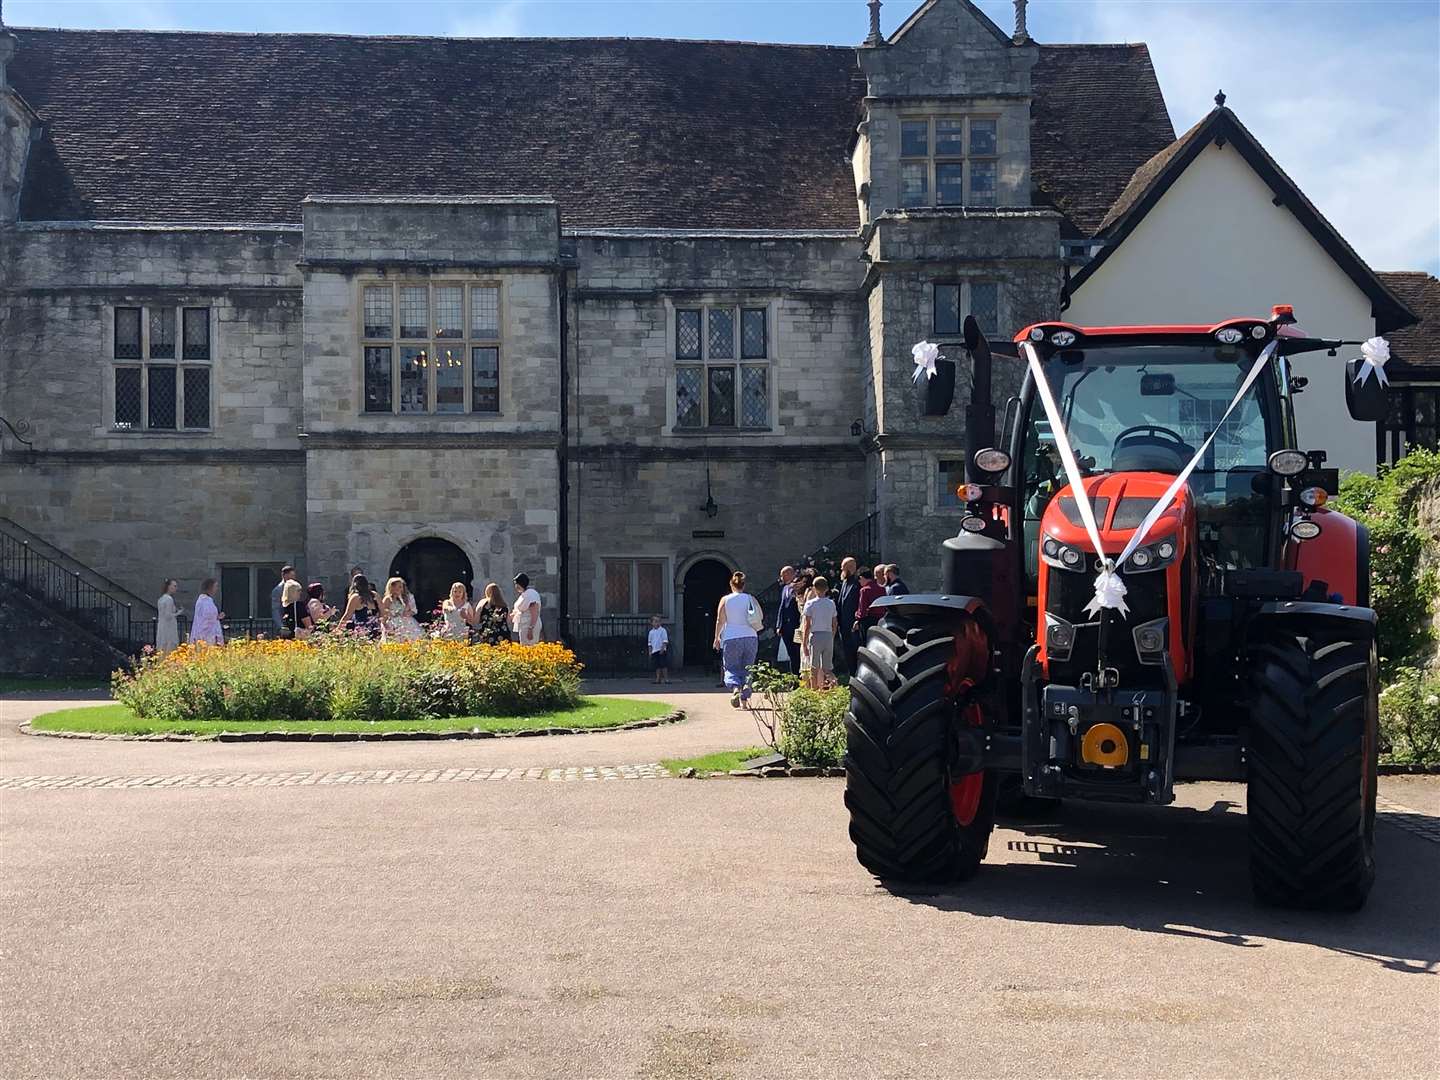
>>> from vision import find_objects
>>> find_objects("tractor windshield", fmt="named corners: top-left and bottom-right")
top-left (1020, 344), bottom-right (1281, 574)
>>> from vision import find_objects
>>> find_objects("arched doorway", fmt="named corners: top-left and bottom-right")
top-left (681, 558), bottom-right (732, 668)
top-left (390, 538), bottom-right (473, 623)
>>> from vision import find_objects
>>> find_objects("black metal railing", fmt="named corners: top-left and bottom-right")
top-left (0, 516), bottom-right (155, 617)
top-left (129, 615), bottom-right (287, 650)
top-left (0, 533), bottom-right (136, 651)
top-left (565, 615), bottom-right (664, 677)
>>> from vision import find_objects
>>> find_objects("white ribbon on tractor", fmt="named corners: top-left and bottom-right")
top-left (912, 340), bottom-right (941, 384)
top-left (1020, 338), bottom-right (1280, 620)
top-left (1352, 336), bottom-right (1390, 388)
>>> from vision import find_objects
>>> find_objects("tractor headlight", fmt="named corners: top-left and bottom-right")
top-left (1029, 327), bottom-right (1045, 341)
top-left (1132, 617), bottom-right (1168, 664)
top-left (973, 448), bottom-right (1011, 474)
top-left (959, 515), bottom-right (987, 534)
top-left (1268, 449), bottom-right (1309, 476)
top-left (1042, 538), bottom-right (1088, 573)
top-left (1045, 614), bottom-right (1076, 660)
top-left (1291, 519), bottom-right (1322, 541)
top-left (1051, 330), bottom-right (1077, 347)
top-left (1216, 327), bottom-right (1245, 345)
top-left (1251, 325), bottom-right (1268, 339)
top-left (1123, 539), bottom-right (1177, 574)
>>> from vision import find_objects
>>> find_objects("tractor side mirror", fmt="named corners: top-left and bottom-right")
top-left (922, 356), bottom-right (957, 416)
top-left (1343, 359), bottom-right (1388, 422)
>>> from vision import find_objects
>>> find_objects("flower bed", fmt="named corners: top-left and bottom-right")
top-left (113, 639), bottom-right (583, 723)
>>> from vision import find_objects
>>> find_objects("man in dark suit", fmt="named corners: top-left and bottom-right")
top-left (775, 565), bottom-right (800, 675)
top-left (835, 556), bottom-right (861, 675)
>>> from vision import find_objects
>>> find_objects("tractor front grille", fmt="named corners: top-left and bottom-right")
top-left (1048, 566), bottom-right (1168, 686)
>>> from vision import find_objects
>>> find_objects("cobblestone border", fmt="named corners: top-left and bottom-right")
top-left (672, 765), bottom-right (845, 778)
top-left (18, 709), bottom-right (684, 743)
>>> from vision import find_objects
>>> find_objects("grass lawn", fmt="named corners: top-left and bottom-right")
top-left (661, 747), bottom-right (771, 776)
top-left (29, 697), bottom-right (673, 737)
top-left (1, 676), bottom-right (110, 695)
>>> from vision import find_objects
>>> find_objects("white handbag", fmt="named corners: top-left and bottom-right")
top-left (746, 601), bottom-right (765, 631)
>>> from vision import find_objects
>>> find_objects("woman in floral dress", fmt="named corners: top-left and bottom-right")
top-left (379, 576), bottom-right (424, 643)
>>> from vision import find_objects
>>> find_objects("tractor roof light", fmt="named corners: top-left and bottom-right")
top-left (1268, 449), bottom-right (1309, 476)
top-left (1299, 487), bottom-right (1328, 508)
top-left (1050, 330), bottom-right (1077, 347)
top-left (1216, 327), bottom-right (1245, 345)
top-left (973, 448), bottom-right (1011, 474)
top-left (1291, 519), bottom-right (1322, 541)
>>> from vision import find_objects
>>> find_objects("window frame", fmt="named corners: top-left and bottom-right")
top-left (931, 455), bottom-right (970, 513)
top-left (217, 562), bottom-right (286, 622)
top-left (932, 281), bottom-right (1003, 340)
top-left (671, 302), bottom-right (773, 433)
top-left (358, 280), bottom-right (503, 417)
top-left (110, 304), bottom-right (213, 433)
top-left (898, 114), bottom-right (1001, 209)
top-left (598, 556), bottom-right (672, 617)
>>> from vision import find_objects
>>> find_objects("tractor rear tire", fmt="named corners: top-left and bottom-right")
top-left (843, 610), bottom-right (996, 884)
top-left (1245, 625), bottom-right (1378, 911)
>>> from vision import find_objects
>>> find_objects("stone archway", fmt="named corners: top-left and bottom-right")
top-left (680, 557), bottom-right (733, 668)
top-left (389, 537), bottom-right (474, 622)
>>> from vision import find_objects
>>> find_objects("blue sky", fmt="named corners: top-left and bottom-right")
top-left (11, 0), bottom-right (1439, 273)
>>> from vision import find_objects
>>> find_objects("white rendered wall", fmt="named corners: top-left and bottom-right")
top-left (1067, 141), bottom-right (1378, 474)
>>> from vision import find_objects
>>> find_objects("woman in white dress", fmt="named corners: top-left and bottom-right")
top-left (438, 582), bottom-right (474, 640)
top-left (188, 578), bottom-right (224, 646)
top-left (155, 579), bottom-right (181, 654)
top-left (379, 576), bottom-right (424, 643)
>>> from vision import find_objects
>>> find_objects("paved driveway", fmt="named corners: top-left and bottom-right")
top-left (2, 687), bottom-right (1436, 1079)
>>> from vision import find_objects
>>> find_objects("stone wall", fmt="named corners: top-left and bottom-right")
top-left (304, 446), bottom-right (560, 616)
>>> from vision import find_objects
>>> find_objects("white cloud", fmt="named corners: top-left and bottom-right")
top-left (1072, 2), bottom-right (1439, 274)
top-left (448, 0), bottom-right (530, 38)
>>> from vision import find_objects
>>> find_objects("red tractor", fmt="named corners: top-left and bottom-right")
top-left (846, 307), bottom-right (1387, 909)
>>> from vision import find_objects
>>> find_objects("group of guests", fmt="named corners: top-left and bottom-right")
top-left (773, 559), bottom-right (910, 684)
top-left (151, 566), bottom-right (545, 653)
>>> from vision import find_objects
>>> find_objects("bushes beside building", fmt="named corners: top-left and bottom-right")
top-left (113, 639), bottom-right (583, 723)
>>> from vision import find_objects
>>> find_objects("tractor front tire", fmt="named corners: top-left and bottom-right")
top-left (843, 611), bottom-right (996, 884)
top-left (1246, 625), bottom-right (1378, 911)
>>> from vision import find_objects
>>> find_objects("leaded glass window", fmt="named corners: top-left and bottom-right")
top-left (636, 561), bottom-right (664, 613)
top-left (675, 366), bottom-right (702, 428)
top-left (364, 286), bottom-right (393, 338)
top-left (149, 308), bottom-right (175, 359)
top-left (183, 367), bottom-right (210, 429)
top-left (364, 347), bottom-right (393, 413)
top-left (932, 282), bottom-right (1000, 339)
top-left (399, 287), bottom-right (428, 339)
top-left (676, 309), bottom-right (702, 360)
top-left (115, 308), bottom-right (142, 359)
top-left (434, 286), bottom-right (463, 339)
top-left (603, 560), bottom-right (631, 615)
top-left (147, 366), bottom-right (176, 430)
top-left (112, 305), bottom-right (211, 431)
top-left (741, 366), bottom-right (768, 428)
top-left (471, 286), bottom-right (499, 337)
top-left (741, 308), bottom-right (767, 359)
top-left (434, 343), bottom-right (465, 412)
top-left (182, 308), bottom-right (210, 360)
top-left (114, 369), bottom-right (142, 429)
top-left (707, 308), bottom-right (734, 359)
top-left (398, 346), bottom-right (427, 413)
top-left (898, 115), bottom-right (1001, 207)
top-left (673, 304), bottom-right (772, 430)
top-left (707, 367), bottom-right (736, 427)
top-left (471, 347), bottom-right (500, 414)
top-left (362, 283), bottom-right (504, 414)
top-left (603, 559), bottom-right (668, 616)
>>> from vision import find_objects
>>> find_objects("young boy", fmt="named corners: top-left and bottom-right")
top-left (647, 615), bottom-right (670, 684)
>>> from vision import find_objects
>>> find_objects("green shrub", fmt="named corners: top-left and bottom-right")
top-left (1335, 448), bottom-right (1440, 675)
top-left (1379, 666), bottom-right (1440, 765)
top-left (779, 686), bottom-right (849, 767)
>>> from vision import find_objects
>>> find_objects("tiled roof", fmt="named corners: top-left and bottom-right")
top-left (1029, 44), bottom-right (1175, 238)
top-left (1378, 272), bottom-right (1440, 377)
top-left (10, 27), bottom-right (1172, 235)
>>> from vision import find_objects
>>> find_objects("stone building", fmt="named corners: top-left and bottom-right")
top-left (0, 0), bottom-right (1177, 660)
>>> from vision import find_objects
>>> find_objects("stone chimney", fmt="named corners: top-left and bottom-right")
top-left (1013, 0), bottom-right (1030, 44)
top-left (863, 0), bottom-right (884, 47)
